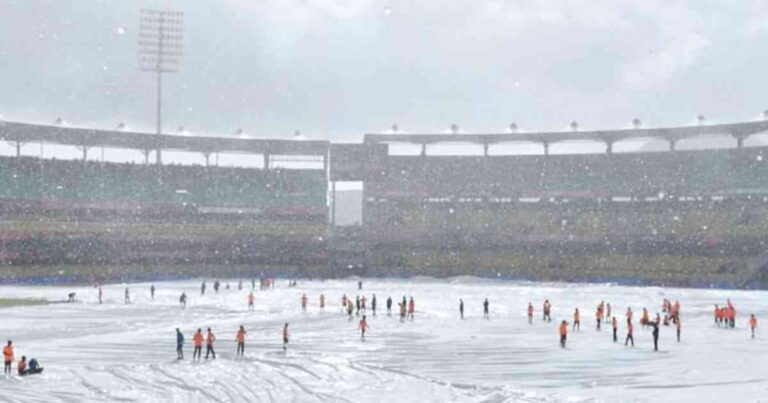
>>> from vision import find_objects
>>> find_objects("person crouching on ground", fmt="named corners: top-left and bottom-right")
top-left (17, 356), bottom-right (27, 376)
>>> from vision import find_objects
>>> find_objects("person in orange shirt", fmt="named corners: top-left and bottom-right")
top-left (641, 308), bottom-right (649, 328)
top-left (3, 340), bottom-right (13, 375)
top-left (408, 297), bottom-right (415, 321)
top-left (17, 356), bottom-right (27, 376)
top-left (625, 320), bottom-right (634, 347)
top-left (236, 326), bottom-right (246, 356)
top-left (359, 315), bottom-right (369, 340)
top-left (749, 314), bottom-right (758, 338)
top-left (730, 306), bottom-right (737, 328)
top-left (596, 306), bottom-right (603, 331)
top-left (248, 292), bottom-right (255, 311)
top-left (559, 320), bottom-right (568, 348)
top-left (192, 329), bottom-right (203, 361)
top-left (205, 328), bottom-right (216, 360)
top-left (283, 323), bottom-right (289, 351)
top-left (714, 304), bottom-right (720, 326)
top-left (527, 302), bottom-right (534, 325)
top-left (727, 299), bottom-right (736, 328)
top-left (725, 306), bottom-right (734, 328)
top-left (572, 308), bottom-right (580, 331)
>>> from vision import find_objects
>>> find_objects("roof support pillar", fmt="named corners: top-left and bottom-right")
top-left (420, 143), bottom-right (427, 157)
top-left (331, 180), bottom-right (336, 227)
top-left (542, 142), bottom-right (550, 156)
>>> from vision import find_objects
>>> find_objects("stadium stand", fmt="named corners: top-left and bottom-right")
top-left (358, 134), bottom-right (768, 286)
top-left (2, 118), bottom-right (768, 286)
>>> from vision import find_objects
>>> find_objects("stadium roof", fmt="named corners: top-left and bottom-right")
top-left (3, 119), bottom-right (768, 154)
top-left (0, 120), bottom-right (329, 156)
top-left (364, 120), bottom-right (768, 145)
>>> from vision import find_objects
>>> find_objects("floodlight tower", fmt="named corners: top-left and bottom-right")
top-left (139, 8), bottom-right (184, 164)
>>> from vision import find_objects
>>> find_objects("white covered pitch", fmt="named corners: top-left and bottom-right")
top-left (0, 278), bottom-right (765, 402)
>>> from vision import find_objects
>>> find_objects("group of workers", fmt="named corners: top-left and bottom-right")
top-left (177, 327), bottom-right (219, 361)
top-left (555, 298), bottom-right (758, 350)
top-left (715, 299), bottom-right (738, 328)
top-left (100, 283), bottom-right (763, 352)
top-left (174, 323), bottom-right (293, 360)
top-left (3, 340), bottom-right (43, 377)
top-left (556, 301), bottom-right (653, 349)
top-left (336, 294), bottom-right (416, 322)
top-left (8, 281), bottom-right (762, 377)
top-left (92, 277), bottom-right (282, 309)
top-left (172, 292), bottom-right (705, 358)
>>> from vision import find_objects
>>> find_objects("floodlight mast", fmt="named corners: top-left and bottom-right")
top-left (139, 8), bottom-right (184, 164)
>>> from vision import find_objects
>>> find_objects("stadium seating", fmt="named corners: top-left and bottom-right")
top-left (360, 147), bottom-right (768, 285)
top-left (365, 149), bottom-right (768, 201)
top-left (0, 157), bottom-right (327, 211)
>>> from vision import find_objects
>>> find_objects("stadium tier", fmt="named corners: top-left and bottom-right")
top-left (358, 152), bottom-right (768, 286)
top-left (0, 157), bottom-right (327, 213)
top-left (0, 157), bottom-right (329, 275)
top-left (2, 118), bottom-right (768, 286)
top-left (363, 149), bottom-right (768, 200)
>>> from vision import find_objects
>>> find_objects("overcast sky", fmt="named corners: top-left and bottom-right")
top-left (1, 0), bottom-right (768, 142)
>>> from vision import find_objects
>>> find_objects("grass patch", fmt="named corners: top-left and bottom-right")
top-left (0, 298), bottom-right (48, 308)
